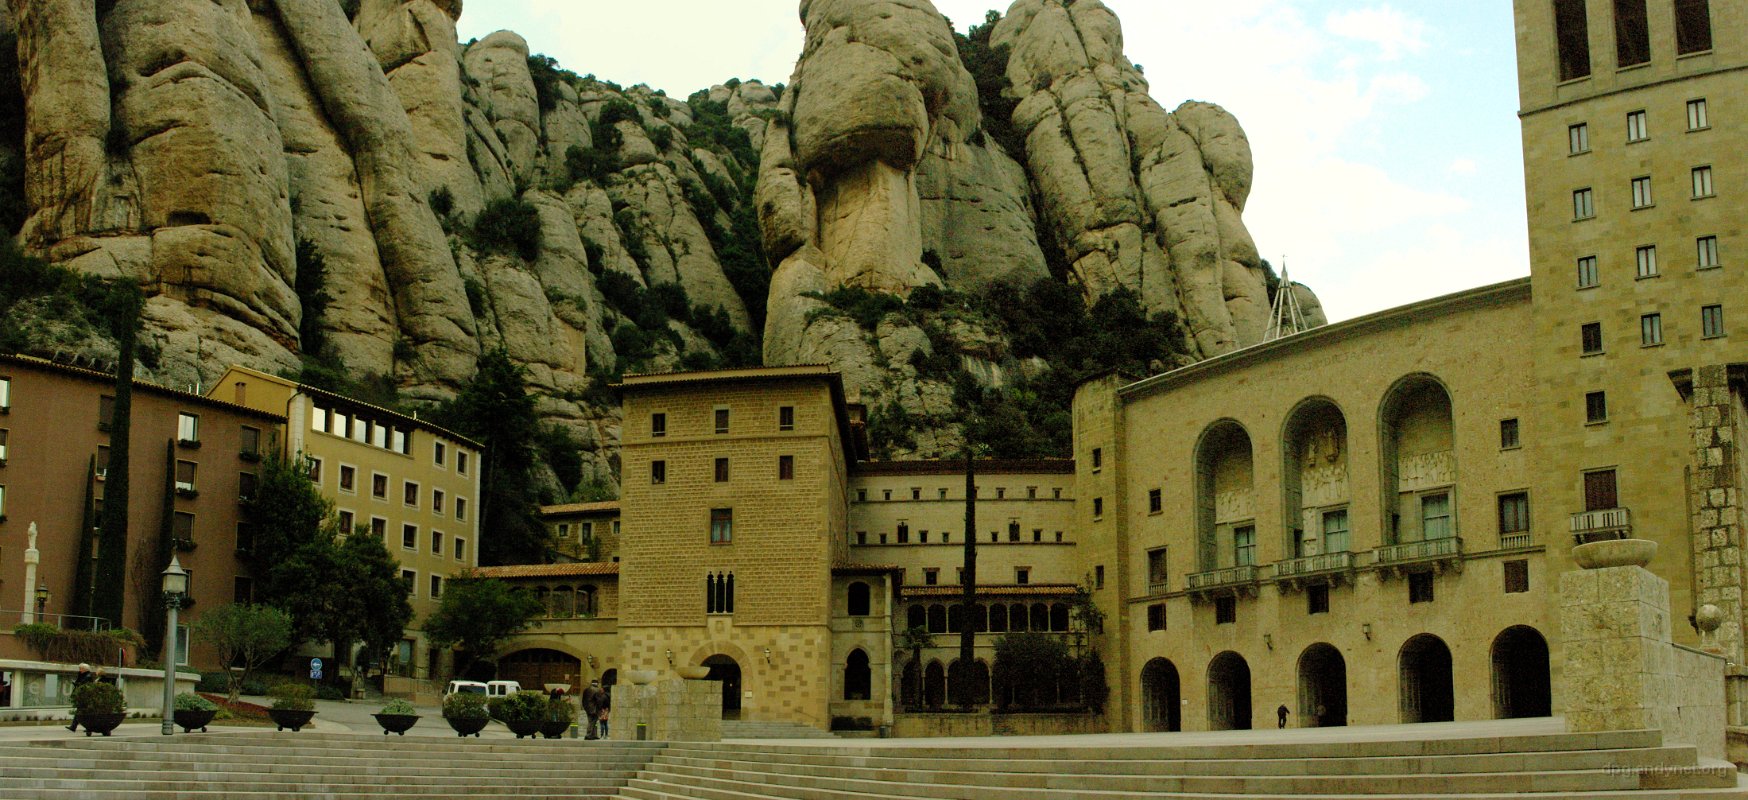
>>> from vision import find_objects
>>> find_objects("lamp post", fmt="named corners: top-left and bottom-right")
top-left (159, 556), bottom-right (188, 736)
top-left (33, 583), bottom-right (49, 623)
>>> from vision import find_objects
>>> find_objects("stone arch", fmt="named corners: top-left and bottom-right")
top-left (1491, 625), bottom-right (1551, 719)
top-left (1207, 650), bottom-right (1252, 730)
top-left (1140, 657), bottom-right (1181, 732)
top-left (900, 658), bottom-right (921, 708)
top-left (702, 654), bottom-right (743, 719)
top-left (907, 604), bottom-right (926, 630)
top-left (1049, 603), bottom-right (1070, 631)
top-left (1195, 419), bottom-right (1256, 571)
top-left (847, 581), bottom-right (871, 616)
top-left (498, 648), bottom-right (583, 694)
top-left (1399, 633), bottom-right (1455, 723)
top-left (1296, 643), bottom-right (1348, 727)
top-left (1281, 396), bottom-right (1351, 558)
top-left (1009, 603), bottom-right (1029, 632)
top-left (989, 603), bottom-right (1009, 632)
top-left (844, 648), bottom-right (872, 700)
top-left (1378, 374), bottom-right (1456, 546)
top-left (924, 660), bottom-right (946, 709)
top-left (1030, 603), bottom-right (1049, 631)
top-left (927, 604), bottom-right (948, 633)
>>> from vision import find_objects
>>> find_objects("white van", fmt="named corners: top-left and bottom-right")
top-left (485, 680), bottom-right (522, 698)
top-left (445, 680), bottom-right (487, 696)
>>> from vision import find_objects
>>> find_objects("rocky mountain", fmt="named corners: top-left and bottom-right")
top-left (0, 0), bottom-right (1323, 493)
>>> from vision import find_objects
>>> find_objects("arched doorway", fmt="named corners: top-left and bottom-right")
top-left (1296, 643), bottom-right (1348, 727)
top-left (1399, 634), bottom-right (1454, 723)
top-left (1195, 420), bottom-right (1256, 573)
top-left (1491, 626), bottom-right (1551, 719)
top-left (498, 648), bottom-right (581, 694)
top-left (924, 661), bottom-right (946, 709)
top-left (1282, 398), bottom-right (1350, 558)
top-left (844, 649), bottom-right (871, 701)
top-left (1140, 658), bottom-right (1181, 732)
top-left (702, 654), bottom-right (742, 719)
top-left (1207, 651), bottom-right (1252, 730)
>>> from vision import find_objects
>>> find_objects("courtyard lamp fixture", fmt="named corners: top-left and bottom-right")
top-left (1361, 623), bottom-right (1373, 641)
top-left (665, 649), bottom-right (673, 665)
top-left (1262, 634), bottom-right (1272, 651)
top-left (33, 583), bottom-right (48, 619)
top-left (762, 647), bottom-right (771, 665)
top-left (159, 556), bottom-right (188, 736)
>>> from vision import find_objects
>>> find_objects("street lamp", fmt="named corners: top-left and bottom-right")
top-left (33, 583), bottom-right (49, 621)
top-left (159, 556), bottom-right (188, 736)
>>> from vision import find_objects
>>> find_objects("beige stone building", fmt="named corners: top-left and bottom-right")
top-left (541, 501), bottom-right (621, 563)
top-left (208, 367), bottom-right (482, 685)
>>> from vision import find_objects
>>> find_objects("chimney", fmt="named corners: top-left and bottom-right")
top-left (233, 381), bottom-right (246, 405)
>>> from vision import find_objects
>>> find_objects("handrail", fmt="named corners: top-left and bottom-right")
top-left (1274, 550), bottom-right (1355, 578)
top-left (1375, 536), bottom-right (1462, 564)
top-left (1186, 564), bottom-right (1259, 590)
top-left (3, 611), bottom-right (111, 631)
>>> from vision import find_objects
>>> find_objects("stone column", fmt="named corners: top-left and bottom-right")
top-left (20, 523), bottom-right (38, 624)
top-left (1683, 364), bottom-right (1746, 663)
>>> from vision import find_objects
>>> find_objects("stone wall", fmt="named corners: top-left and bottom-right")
top-left (891, 710), bottom-right (1106, 738)
top-left (608, 678), bottom-right (721, 742)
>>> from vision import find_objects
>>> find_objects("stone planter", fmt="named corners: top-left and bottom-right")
top-left (173, 709), bottom-right (218, 733)
top-left (624, 670), bottom-right (659, 685)
top-left (1573, 538), bottom-right (1657, 569)
top-left (373, 713), bottom-right (419, 736)
top-left (674, 666), bottom-right (711, 680)
top-left (444, 715), bottom-right (488, 737)
top-left (504, 718), bottom-right (543, 739)
top-left (266, 708), bottom-right (316, 732)
top-left (76, 712), bottom-right (126, 737)
top-left (539, 716), bottom-right (570, 739)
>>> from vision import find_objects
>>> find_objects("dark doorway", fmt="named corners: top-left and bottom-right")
top-left (1207, 651), bottom-right (1252, 730)
top-left (498, 648), bottom-right (581, 694)
top-left (703, 654), bottom-right (742, 719)
top-left (1141, 658), bottom-right (1181, 732)
top-left (924, 661), bottom-right (946, 709)
top-left (1296, 643), bottom-right (1348, 727)
top-left (844, 649), bottom-right (871, 701)
top-left (1399, 634), bottom-right (1454, 723)
top-left (1491, 626), bottom-right (1552, 719)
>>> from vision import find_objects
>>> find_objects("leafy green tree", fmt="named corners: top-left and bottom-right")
top-left (992, 631), bottom-right (1074, 710)
top-left (192, 603), bottom-right (293, 702)
top-left (424, 577), bottom-right (543, 679)
top-left (434, 349), bottom-right (550, 565)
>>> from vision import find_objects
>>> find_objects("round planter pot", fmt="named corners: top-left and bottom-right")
top-left (674, 666), bottom-right (711, 680)
top-left (445, 715), bottom-right (489, 737)
top-left (373, 713), bottom-right (420, 736)
top-left (173, 709), bottom-right (218, 733)
top-left (1573, 538), bottom-right (1658, 569)
top-left (539, 716), bottom-right (571, 739)
top-left (266, 708), bottom-right (316, 732)
top-left (77, 712), bottom-right (126, 737)
top-left (623, 670), bottom-right (659, 685)
top-left (504, 718), bottom-right (543, 739)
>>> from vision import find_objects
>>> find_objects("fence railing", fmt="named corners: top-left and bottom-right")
top-left (1374, 536), bottom-right (1462, 565)
top-left (1186, 564), bottom-right (1259, 591)
top-left (2, 610), bottom-right (111, 631)
top-left (1274, 550), bottom-right (1355, 579)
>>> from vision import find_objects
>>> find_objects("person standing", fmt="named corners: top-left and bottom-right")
top-left (581, 680), bottom-right (603, 739)
top-left (597, 685), bottom-right (611, 739)
top-left (65, 664), bottom-right (94, 732)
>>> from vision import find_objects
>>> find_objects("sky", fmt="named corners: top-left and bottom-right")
top-left (458, 1), bottom-right (1528, 323)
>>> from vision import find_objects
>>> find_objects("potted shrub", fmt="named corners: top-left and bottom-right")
top-left (442, 692), bottom-right (490, 737)
top-left (172, 692), bottom-right (218, 733)
top-left (71, 681), bottom-right (126, 736)
top-left (495, 691), bottom-right (547, 739)
top-left (539, 694), bottom-right (576, 739)
top-left (373, 698), bottom-right (420, 736)
top-left (265, 683), bottom-right (316, 732)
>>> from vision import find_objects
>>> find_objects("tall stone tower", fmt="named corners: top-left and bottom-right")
top-left (1515, 0), bottom-right (1748, 659)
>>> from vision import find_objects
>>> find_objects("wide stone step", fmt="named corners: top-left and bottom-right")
top-left (0, 745), bottom-right (652, 770)
top-left (9, 738), bottom-right (659, 763)
top-left (0, 757), bottom-right (645, 781)
top-left (4, 791), bottom-right (617, 800)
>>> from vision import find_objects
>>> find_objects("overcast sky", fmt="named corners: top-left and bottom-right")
top-left (458, 2), bottom-right (1527, 323)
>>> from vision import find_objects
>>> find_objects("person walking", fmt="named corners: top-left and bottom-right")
top-left (65, 664), bottom-right (94, 732)
top-left (581, 680), bottom-right (603, 739)
top-left (597, 685), bottom-right (611, 739)
top-left (1276, 703), bottom-right (1290, 729)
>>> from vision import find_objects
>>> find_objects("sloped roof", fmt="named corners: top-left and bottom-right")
top-left (541, 500), bottom-right (621, 516)
top-left (468, 563), bottom-right (619, 579)
top-left (900, 583), bottom-right (1077, 599)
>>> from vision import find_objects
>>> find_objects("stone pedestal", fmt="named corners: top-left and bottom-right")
top-left (1562, 564), bottom-right (1726, 758)
top-left (608, 678), bottom-right (722, 742)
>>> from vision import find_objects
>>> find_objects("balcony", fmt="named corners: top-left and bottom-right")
top-left (1373, 536), bottom-right (1463, 577)
top-left (1186, 564), bottom-right (1260, 599)
top-left (1273, 550), bottom-right (1357, 590)
top-left (1499, 531), bottom-right (1534, 549)
top-left (1570, 507), bottom-right (1631, 543)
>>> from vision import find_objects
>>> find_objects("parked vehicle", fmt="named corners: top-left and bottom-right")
top-left (444, 680), bottom-right (487, 696)
top-left (484, 680), bottom-right (522, 698)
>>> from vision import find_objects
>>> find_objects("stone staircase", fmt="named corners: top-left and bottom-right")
top-left (618, 724), bottom-right (1748, 799)
top-left (0, 731), bottom-right (667, 799)
top-left (720, 720), bottom-right (838, 740)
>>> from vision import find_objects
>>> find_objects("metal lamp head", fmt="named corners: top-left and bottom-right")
top-left (160, 555), bottom-right (189, 596)
top-left (33, 582), bottom-right (48, 604)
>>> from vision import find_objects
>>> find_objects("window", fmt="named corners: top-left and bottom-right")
top-left (432, 489), bottom-right (445, 514)
top-left (924, 568), bottom-right (938, 585)
top-left (429, 575), bottom-right (442, 599)
top-left (1626, 109), bottom-right (1648, 142)
top-left (778, 406), bottom-right (794, 431)
top-left (1421, 493), bottom-right (1452, 539)
top-left (175, 460), bottom-right (197, 493)
top-left (1636, 245), bottom-right (1658, 277)
top-left (1093, 497), bottom-right (1104, 518)
top-left (995, 487), bottom-right (1005, 499)
top-left (431, 530), bottom-right (443, 555)
top-left (370, 517), bottom-right (387, 538)
top-left (1006, 521), bottom-right (1017, 542)
top-left (1675, 0), bottom-right (1712, 53)
top-left (403, 481), bottom-right (419, 507)
top-left (1504, 560), bottom-right (1530, 593)
top-left (1148, 489), bottom-right (1162, 514)
top-left (1321, 509), bottom-right (1350, 553)
top-left (709, 508), bottom-right (732, 543)
top-left (402, 524), bottom-right (417, 549)
top-left (713, 408), bottom-right (729, 434)
top-left (339, 464), bottom-right (356, 493)
top-left (1688, 98), bottom-right (1710, 130)
top-left (1053, 488), bottom-right (1062, 499)
top-left (433, 441), bottom-right (445, 467)
top-left (651, 412), bottom-right (666, 438)
top-left (1498, 492), bottom-right (1530, 534)
top-left (175, 623), bottom-right (190, 666)
top-left (706, 571), bottom-right (734, 614)
top-left (910, 487), bottom-right (920, 500)
top-left (650, 459), bottom-right (667, 484)
top-left (1016, 567), bottom-right (1030, 584)
top-left (173, 511), bottom-right (194, 546)
top-left (1091, 448), bottom-right (1102, 471)
top-left (1500, 418), bottom-right (1520, 449)
top-left (455, 538), bottom-right (466, 560)
top-left (236, 522), bottom-right (255, 554)
top-left (1584, 469), bottom-right (1619, 511)
top-left (95, 445), bottom-right (109, 479)
top-left (1147, 548), bottom-right (1168, 590)
top-left (1693, 166), bottom-right (1715, 198)
top-left (1568, 122), bottom-right (1589, 154)
top-left (98, 395), bottom-right (114, 429)
top-left (1631, 176), bottom-right (1652, 208)
top-left (1576, 255), bottom-right (1599, 287)
top-left (1586, 390), bottom-right (1608, 423)
top-left (713, 457), bottom-right (731, 483)
top-left (306, 456), bottom-right (321, 483)
top-left (899, 522), bottom-right (911, 544)
top-left (580, 522), bottom-right (593, 542)
top-left (393, 429), bottom-right (408, 455)
top-left (1641, 313), bottom-right (1663, 346)
top-left (1307, 584), bottom-right (1330, 614)
top-left (1409, 571), bottom-right (1435, 603)
top-left (1031, 529), bottom-right (1041, 542)
top-left (456, 451), bottom-right (468, 475)
top-left (240, 426), bottom-right (260, 459)
top-left (1581, 322), bottom-right (1603, 354)
top-left (234, 576), bottom-right (254, 604)
top-left (371, 424), bottom-right (386, 449)
top-left (847, 582), bottom-right (870, 616)
top-left (1615, 0), bottom-right (1650, 66)
top-left (401, 569), bottom-right (416, 596)
top-left (372, 473), bottom-right (387, 499)
top-left (238, 472), bottom-right (257, 502)
top-left (1233, 524), bottom-right (1256, 566)
top-left (0, 377), bottom-right (9, 410)
top-left (1147, 603), bottom-right (1167, 631)
top-left (1698, 236), bottom-right (1720, 268)
top-left (1703, 304), bottom-right (1725, 338)
top-left (177, 412), bottom-right (200, 444)
top-left (1214, 596), bottom-right (1236, 624)
top-left (1554, 0), bottom-right (1592, 80)
top-left (337, 510), bottom-right (354, 534)
top-left (455, 497), bottom-right (467, 521)
top-left (939, 488), bottom-right (949, 500)
top-left (1573, 188), bottom-right (1594, 219)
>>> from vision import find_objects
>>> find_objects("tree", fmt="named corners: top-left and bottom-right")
top-left (992, 631), bottom-right (1073, 711)
top-left (424, 577), bottom-right (543, 679)
top-left (328, 529), bottom-right (414, 675)
top-left (895, 624), bottom-right (933, 709)
top-left (955, 449), bottom-right (977, 709)
top-left (192, 604), bottom-right (293, 702)
top-left (92, 280), bottom-right (142, 628)
top-left (434, 349), bottom-right (550, 565)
